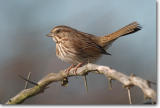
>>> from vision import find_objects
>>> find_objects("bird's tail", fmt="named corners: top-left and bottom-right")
top-left (98, 22), bottom-right (141, 47)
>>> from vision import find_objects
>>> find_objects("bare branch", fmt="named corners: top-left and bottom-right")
top-left (5, 63), bottom-right (156, 104)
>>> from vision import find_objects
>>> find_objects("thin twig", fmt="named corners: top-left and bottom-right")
top-left (83, 75), bottom-right (88, 92)
top-left (24, 72), bottom-right (31, 89)
top-left (18, 74), bottom-right (38, 86)
top-left (127, 87), bottom-right (132, 104)
top-left (108, 77), bottom-right (112, 90)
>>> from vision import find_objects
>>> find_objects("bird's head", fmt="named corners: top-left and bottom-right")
top-left (47, 25), bottom-right (76, 43)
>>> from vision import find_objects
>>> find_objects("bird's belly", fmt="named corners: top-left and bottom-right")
top-left (56, 50), bottom-right (101, 64)
top-left (56, 45), bottom-right (79, 64)
top-left (56, 44), bottom-right (102, 64)
top-left (57, 54), bottom-right (76, 63)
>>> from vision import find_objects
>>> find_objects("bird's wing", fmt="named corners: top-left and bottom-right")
top-left (68, 32), bottom-right (111, 59)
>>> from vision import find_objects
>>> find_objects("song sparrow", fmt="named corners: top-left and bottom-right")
top-left (47, 22), bottom-right (141, 74)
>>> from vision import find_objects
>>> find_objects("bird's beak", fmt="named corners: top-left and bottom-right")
top-left (46, 33), bottom-right (54, 37)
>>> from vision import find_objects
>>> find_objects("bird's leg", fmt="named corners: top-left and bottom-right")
top-left (65, 64), bottom-right (75, 75)
top-left (74, 63), bottom-right (84, 75)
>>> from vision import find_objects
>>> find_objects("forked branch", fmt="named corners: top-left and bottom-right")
top-left (6, 63), bottom-right (156, 104)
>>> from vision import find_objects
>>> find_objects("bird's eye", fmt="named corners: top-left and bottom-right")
top-left (56, 29), bottom-right (61, 33)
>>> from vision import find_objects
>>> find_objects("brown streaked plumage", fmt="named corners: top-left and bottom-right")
top-left (47, 22), bottom-right (141, 74)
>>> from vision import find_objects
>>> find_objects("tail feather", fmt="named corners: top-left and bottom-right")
top-left (99, 22), bottom-right (141, 47)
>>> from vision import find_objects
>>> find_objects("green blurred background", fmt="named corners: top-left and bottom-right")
top-left (0, 0), bottom-right (156, 104)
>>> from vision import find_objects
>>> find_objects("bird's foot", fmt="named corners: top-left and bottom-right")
top-left (73, 63), bottom-right (83, 75)
top-left (65, 64), bottom-right (75, 75)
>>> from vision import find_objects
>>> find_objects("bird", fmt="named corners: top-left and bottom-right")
top-left (47, 22), bottom-right (141, 74)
